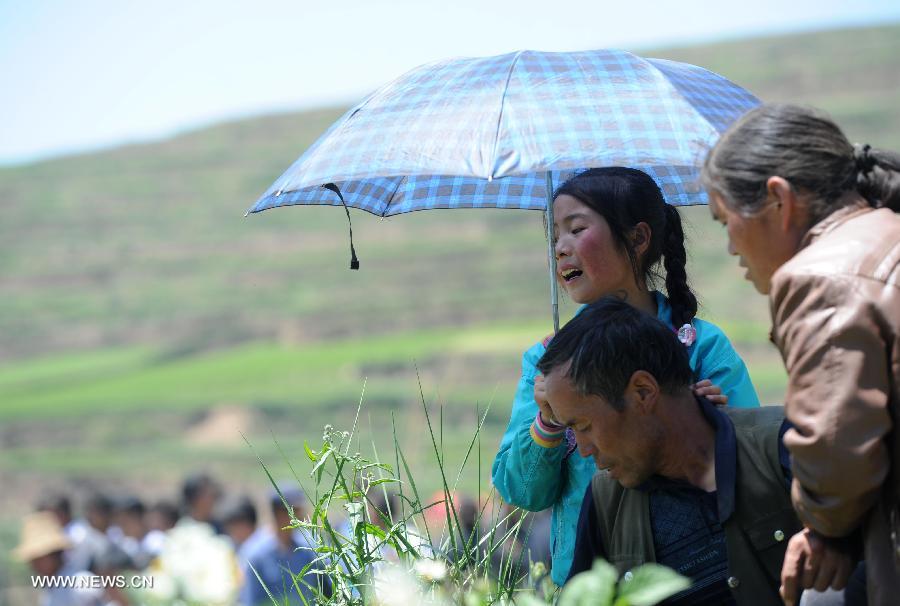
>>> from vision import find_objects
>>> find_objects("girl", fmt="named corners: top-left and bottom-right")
top-left (492, 167), bottom-right (760, 585)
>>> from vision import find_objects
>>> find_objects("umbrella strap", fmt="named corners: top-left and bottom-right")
top-left (323, 183), bottom-right (360, 270)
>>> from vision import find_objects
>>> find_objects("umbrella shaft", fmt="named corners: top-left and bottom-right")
top-left (546, 172), bottom-right (559, 334)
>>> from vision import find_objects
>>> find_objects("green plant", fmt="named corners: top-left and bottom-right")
top-left (252, 379), bottom-right (690, 605)
top-left (255, 381), bottom-right (533, 604)
top-left (557, 560), bottom-right (690, 606)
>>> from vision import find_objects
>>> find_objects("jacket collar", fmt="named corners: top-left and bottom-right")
top-left (799, 199), bottom-right (871, 251)
top-left (769, 200), bottom-right (871, 345)
top-left (701, 396), bottom-right (737, 523)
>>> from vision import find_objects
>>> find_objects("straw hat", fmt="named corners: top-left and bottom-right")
top-left (13, 511), bottom-right (72, 562)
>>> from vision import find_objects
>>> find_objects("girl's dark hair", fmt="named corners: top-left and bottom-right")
top-left (553, 167), bottom-right (698, 326)
top-left (702, 104), bottom-right (900, 222)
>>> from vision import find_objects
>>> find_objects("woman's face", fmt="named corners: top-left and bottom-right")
top-left (553, 194), bottom-right (637, 304)
top-left (708, 192), bottom-right (792, 295)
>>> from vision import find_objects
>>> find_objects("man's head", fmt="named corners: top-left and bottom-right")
top-left (270, 484), bottom-right (308, 546)
top-left (181, 473), bottom-right (221, 522)
top-left (221, 495), bottom-right (258, 547)
top-left (85, 492), bottom-right (113, 532)
top-left (537, 296), bottom-right (694, 487)
top-left (113, 496), bottom-right (146, 540)
top-left (147, 501), bottom-right (178, 532)
top-left (35, 493), bottom-right (72, 528)
top-left (13, 511), bottom-right (72, 576)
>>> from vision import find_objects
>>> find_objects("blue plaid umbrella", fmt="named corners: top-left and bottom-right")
top-left (247, 49), bottom-right (758, 329)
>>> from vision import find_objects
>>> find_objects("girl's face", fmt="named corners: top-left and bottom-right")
top-left (553, 194), bottom-right (638, 304)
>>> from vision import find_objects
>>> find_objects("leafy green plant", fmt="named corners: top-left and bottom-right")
top-left (252, 381), bottom-right (689, 605)
top-left (558, 560), bottom-right (690, 606)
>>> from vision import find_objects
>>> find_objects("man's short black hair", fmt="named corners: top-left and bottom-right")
top-left (536, 296), bottom-right (694, 410)
top-left (148, 501), bottom-right (179, 527)
top-left (270, 484), bottom-right (307, 515)
top-left (85, 492), bottom-right (113, 516)
top-left (115, 496), bottom-right (145, 518)
top-left (221, 495), bottom-right (258, 526)
top-left (181, 473), bottom-right (218, 506)
top-left (35, 493), bottom-right (71, 517)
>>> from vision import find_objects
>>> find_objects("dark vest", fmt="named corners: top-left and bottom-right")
top-left (590, 406), bottom-right (800, 606)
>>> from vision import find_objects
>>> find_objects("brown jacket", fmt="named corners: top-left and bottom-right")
top-left (769, 201), bottom-right (900, 603)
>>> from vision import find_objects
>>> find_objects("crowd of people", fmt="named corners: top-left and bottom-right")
top-left (12, 473), bottom-right (552, 605)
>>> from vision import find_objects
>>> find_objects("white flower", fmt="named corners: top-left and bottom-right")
top-left (144, 519), bottom-right (241, 605)
top-left (414, 558), bottom-right (448, 583)
top-left (370, 563), bottom-right (421, 605)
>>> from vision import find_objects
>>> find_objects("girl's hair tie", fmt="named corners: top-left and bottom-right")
top-left (677, 323), bottom-right (697, 347)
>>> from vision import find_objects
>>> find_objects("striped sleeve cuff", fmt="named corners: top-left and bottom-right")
top-left (530, 412), bottom-right (567, 448)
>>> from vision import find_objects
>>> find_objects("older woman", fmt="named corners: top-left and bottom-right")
top-left (702, 103), bottom-right (900, 606)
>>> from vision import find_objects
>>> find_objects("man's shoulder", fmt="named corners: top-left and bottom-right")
top-left (243, 531), bottom-right (279, 562)
top-left (725, 406), bottom-right (790, 488)
top-left (239, 528), bottom-right (273, 559)
top-left (723, 405), bottom-right (786, 460)
top-left (719, 405), bottom-right (784, 427)
top-left (723, 405), bottom-right (784, 429)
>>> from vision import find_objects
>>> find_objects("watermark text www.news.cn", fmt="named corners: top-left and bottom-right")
top-left (32, 575), bottom-right (154, 590)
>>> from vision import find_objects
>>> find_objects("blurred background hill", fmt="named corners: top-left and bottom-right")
top-left (2, 22), bottom-right (899, 596)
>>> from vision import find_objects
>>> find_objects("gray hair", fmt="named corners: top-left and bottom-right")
top-left (702, 104), bottom-right (900, 223)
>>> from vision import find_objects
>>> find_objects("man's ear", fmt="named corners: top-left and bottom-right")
top-left (625, 370), bottom-right (659, 413)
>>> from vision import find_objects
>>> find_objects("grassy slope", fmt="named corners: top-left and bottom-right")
top-left (0, 322), bottom-right (549, 419)
top-left (2, 25), bottom-right (897, 363)
top-left (1, 27), bottom-right (898, 573)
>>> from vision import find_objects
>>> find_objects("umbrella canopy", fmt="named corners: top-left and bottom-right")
top-left (247, 49), bottom-right (758, 216)
top-left (247, 49), bottom-right (759, 329)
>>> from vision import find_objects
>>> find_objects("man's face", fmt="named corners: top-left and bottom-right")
top-left (193, 484), bottom-right (220, 521)
top-left (225, 520), bottom-right (255, 547)
top-left (273, 507), bottom-right (292, 531)
top-left (544, 365), bottom-right (661, 488)
top-left (30, 551), bottom-right (63, 576)
top-left (274, 503), bottom-right (306, 534)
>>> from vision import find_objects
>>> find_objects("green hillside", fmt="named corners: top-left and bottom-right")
top-left (658, 24), bottom-right (900, 151)
top-left (1, 24), bottom-right (898, 589)
top-left (2, 24), bottom-right (898, 364)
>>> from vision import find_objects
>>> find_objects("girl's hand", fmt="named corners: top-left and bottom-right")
top-left (534, 374), bottom-right (563, 427)
top-left (692, 379), bottom-right (728, 406)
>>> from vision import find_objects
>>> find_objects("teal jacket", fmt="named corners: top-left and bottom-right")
top-left (491, 292), bottom-right (760, 585)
